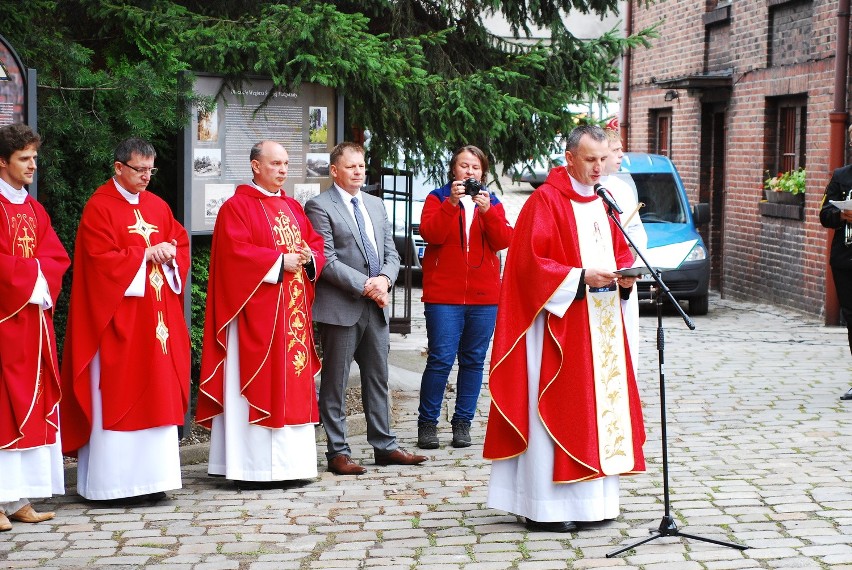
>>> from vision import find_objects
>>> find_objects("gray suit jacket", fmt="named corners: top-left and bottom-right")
top-left (305, 186), bottom-right (400, 326)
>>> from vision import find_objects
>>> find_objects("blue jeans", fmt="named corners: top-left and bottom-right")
top-left (418, 303), bottom-right (498, 425)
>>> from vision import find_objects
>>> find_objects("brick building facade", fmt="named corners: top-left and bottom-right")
top-left (625, 0), bottom-right (846, 318)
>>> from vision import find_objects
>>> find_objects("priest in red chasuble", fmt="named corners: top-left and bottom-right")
top-left (0, 124), bottom-right (70, 530)
top-left (196, 140), bottom-right (325, 485)
top-left (484, 125), bottom-right (646, 533)
top-left (60, 138), bottom-right (190, 503)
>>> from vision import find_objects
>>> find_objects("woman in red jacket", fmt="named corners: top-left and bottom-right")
top-left (417, 145), bottom-right (514, 448)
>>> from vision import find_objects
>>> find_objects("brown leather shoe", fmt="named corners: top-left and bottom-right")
top-left (374, 447), bottom-right (428, 466)
top-left (0, 512), bottom-right (11, 531)
top-left (9, 504), bottom-right (54, 524)
top-left (328, 454), bottom-right (366, 475)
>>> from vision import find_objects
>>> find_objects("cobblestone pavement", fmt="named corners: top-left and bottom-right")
top-left (3, 182), bottom-right (852, 569)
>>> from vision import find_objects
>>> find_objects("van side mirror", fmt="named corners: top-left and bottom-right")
top-left (693, 203), bottom-right (710, 226)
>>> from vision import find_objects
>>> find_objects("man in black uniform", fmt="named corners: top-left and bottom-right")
top-left (820, 125), bottom-right (852, 401)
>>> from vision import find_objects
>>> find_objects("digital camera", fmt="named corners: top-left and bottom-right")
top-left (462, 177), bottom-right (484, 197)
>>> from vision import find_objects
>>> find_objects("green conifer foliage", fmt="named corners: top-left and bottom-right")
top-left (0, 0), bottom-right (654, 370)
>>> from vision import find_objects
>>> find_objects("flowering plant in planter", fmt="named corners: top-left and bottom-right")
top-left (764, 167), bottom-right (806, 196)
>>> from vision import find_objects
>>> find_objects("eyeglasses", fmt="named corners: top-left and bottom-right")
top-left (121, 162), bottom-right (158, 176)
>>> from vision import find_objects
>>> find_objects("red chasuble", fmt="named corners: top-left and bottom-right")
top-left (196, 185), bottom-right (325, 429)
top-left (483, 167), bottom-right (646, 482)
top-left (60, 180), bottom-right (190, 455)
top-left (0, 195), bottom-right (70, 450)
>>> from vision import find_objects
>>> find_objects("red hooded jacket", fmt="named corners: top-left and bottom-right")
top-left (419, 183), bottom-right (513, 305)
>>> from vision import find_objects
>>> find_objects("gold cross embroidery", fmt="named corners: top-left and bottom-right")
top-left (127, 209), bottom-right (168, 342)
top-left (155, 311), bottom-right (169, 354)
top-left (149, 265), bottom-right (164, 301)
top-left (17, 225), bottom-right (35, 258)
top-left (127, 209), bottom-right (158, 247)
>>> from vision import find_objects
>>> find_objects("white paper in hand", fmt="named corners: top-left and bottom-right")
top-left (829, 199), bottom-right (852, 211)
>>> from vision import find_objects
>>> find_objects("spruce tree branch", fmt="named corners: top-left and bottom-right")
top-left (38, 85), bottom-right (120, 92)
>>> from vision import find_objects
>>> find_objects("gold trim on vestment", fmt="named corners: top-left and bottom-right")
top-left (0, 204), bottom-right (53, 450)
top-left (575, 199), bottom-right (634, 475)
top-left (196, 264), bottom-right (270, 424)
top-left (149, 265), bottom-right (164, 301)
top-left (126, 208), bottom-right (169, 350)
top-left (0, 202), bottom-right (35, 325)
top-left (155, 311), bottom-right (170, 355)
top-left (126, 209), bottom-right (158, 246)
top-left (487, 279), bottom-right (576, 457)
top-left (538, 307), bottom-right (602, 482)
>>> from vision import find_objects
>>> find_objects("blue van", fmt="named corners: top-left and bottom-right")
top-left (613, 153), bottom-right (711, 315)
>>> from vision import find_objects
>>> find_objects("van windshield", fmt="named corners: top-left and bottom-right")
top-left (630, 173), bottom-right (687, 224)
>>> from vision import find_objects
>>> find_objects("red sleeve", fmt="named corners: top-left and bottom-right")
top-left (418, 193), bottom-right (458, 245)
top-left (162, 203), bottom-right (190, 287)
top-left (480, 201), bottom-right (514, 253)
top-left (0, 255), bottom-right (37, 321)
top-left (0, 200), bottom-right (69, 320)
top-left (198, 195), bottom-right (280, 379)
top-left (62, 192), bottom-right (146, 384)
top-left (0, 200), bottom-right (69, 450)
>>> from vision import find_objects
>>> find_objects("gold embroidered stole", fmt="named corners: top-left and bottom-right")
top-left (260, 197), bottom-right (311, 376)
top-left (573, 200), bottom-right (635, 475)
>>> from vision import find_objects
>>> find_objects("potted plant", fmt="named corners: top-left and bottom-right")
top-left (764, 168), bottom-right (805, 204)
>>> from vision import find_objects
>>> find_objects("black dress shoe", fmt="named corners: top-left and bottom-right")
top-left (144, 492), bottom-right (168, 503)
top-left (525, 518), bottom-right (577, 533)
top-left (841, 387), bottom-right (852, 401)
top-left (89, 492), bottom-right (167, 507)
top-left (234, 479), bottom-right (313, 490)
top-left (234, 480), bottom-right (278, 490)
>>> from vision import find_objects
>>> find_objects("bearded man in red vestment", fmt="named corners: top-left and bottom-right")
top-left (484, 125), bottom-right (646, 533)
top-left (61, 138), bottom-right (190, 503)
top-left (196, 140), bottom-right (325, 486)
top-left (0, 124), bottom-right (70, 530)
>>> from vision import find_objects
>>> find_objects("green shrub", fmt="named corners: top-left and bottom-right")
top-left (190, 241), bottom-right (211, 397)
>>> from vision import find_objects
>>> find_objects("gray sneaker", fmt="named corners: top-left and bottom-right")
top-left (451, 421), bottom-right (472, 448)
top-left (418, 423), bottom-right (439, 449)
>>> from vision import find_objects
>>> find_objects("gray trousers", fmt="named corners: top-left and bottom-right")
top-left (317, 300), bottom-right (397, 460)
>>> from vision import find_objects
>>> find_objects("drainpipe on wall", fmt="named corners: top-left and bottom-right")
top-left (826, 0), bottom-right (851, 326)
top-left (620, 0), bottom-right (633, 151)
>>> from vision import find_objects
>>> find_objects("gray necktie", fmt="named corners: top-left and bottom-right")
top-left (351, 196), bottom-right (381, 277)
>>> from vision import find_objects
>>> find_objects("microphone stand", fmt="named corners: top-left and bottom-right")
top-left (600, 201), bottom-right (747, 558)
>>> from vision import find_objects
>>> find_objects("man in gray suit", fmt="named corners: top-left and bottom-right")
top-left (305, 142), bottom-right (427, 475)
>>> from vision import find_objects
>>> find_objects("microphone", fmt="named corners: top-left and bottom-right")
top-left (594, 183), bottom-right (623, 214)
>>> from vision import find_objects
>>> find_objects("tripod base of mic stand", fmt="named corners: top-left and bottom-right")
top-left (606, 515), bottom-right (748, 558)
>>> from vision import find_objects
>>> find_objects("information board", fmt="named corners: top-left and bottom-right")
top-left (0, 34), bottom-right (26, 128)
top-left (184, 75), bottom-right (340, 234)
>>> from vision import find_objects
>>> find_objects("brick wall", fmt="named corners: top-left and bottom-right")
top-left (627, 0), bottom-right (843, 318)
top-left (769, 0), bottom-right (813, 67)
top-left (706, 23), bottom-right (731, 72)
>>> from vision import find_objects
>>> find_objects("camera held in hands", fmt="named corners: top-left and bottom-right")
top-left (462, 177), bottom-right (484, 197)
